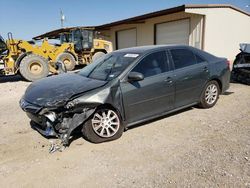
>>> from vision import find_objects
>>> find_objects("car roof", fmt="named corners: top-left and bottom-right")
top-left (113, 44), bottom-right (219, 62)
top-left (114, 44), bottom-right (189, 54)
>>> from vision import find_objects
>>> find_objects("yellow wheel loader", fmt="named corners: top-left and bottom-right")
top-left (33, 27), bottom-right (113, 67)
top-left (0, 33), bottom-right (75, 81)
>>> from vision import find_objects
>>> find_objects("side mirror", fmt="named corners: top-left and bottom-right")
top-left (128, 72), bottom-right (144, 82)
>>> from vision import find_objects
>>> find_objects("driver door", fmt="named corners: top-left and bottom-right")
top-left (120, 50), bottom-right (175, 124)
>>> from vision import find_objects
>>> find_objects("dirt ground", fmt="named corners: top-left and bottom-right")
top-left (0, 75), bottom-right (249, 188)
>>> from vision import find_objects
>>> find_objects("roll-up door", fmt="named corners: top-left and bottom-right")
top-left (156, 19), bottom-right (190, 45)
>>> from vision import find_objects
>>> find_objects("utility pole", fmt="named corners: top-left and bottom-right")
top-left (60, 10), bottom-right (65, 28)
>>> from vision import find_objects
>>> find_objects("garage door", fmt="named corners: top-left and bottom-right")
top-left (117, 28), bottom-right (136, 49)
top-left (156, 19), bottom-right (190, 45)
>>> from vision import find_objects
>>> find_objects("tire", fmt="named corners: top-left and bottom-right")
top-left (56, 52), bottom-right (76, 71)
top-left (92, 52), bottom-right (105, 62)
top-left (81, 108), bottom-right (124, 143)
top-left (199, 80), bottom-right (220, 108)
top-left (19, 54), bottom-right (49, 82)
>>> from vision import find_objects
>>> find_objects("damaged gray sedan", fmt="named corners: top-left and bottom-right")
top-left (20, 45), bottom-right (230, 146)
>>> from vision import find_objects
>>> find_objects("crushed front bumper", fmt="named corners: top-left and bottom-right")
top-left (20, 98), bottom-right (95, 146)
top-left (27, 112), bottom-right (58, 137)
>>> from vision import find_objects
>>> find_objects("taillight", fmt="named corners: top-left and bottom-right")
top-left (226, 60), bottom-right (230, 69)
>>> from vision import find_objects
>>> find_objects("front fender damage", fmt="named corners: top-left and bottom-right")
top-left (28, 80), bottom-right (124, 153)
top-left (59, 108), bottom-right (96, 146)
top-left (31, 107), bottom-right (96, 152)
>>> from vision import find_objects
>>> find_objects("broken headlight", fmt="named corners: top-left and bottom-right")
top-left (44, 112), bottom-right (57, 122)
top-left (65, 99), bottom-right (80, 109)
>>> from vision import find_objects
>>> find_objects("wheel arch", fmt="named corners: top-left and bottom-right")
top-left (209, 77), bottom-right (222, 93)
top-left (199, 77), bottom-right (222, 101)
top-left (96, 103), bottom-right (124, 121)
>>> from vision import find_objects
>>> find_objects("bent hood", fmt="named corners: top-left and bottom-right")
top-left (23, 73), bottom-right (107, 107)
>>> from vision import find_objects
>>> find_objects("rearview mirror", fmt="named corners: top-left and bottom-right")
top-left (128, 72), bottom-right (144, 82)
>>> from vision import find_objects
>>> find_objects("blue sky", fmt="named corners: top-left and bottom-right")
top-left (0, 0), bottom-right (249, 40)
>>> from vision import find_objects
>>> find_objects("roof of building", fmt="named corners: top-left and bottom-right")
top-left (96, 4), bottom-right (249, 29)
top-left (33, 4), bottom-right (249, 40)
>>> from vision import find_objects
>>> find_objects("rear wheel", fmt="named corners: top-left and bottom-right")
top-left (199, 80), bottom-right (220, 108)
top-left (81, 108), bottom-right (124, 143)
top-left (19, 54), bottom-right (49, 81)
top-left (56, 52), bottom-right (76, 71)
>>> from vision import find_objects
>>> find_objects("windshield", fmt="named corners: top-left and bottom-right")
top-left (78, 52), bottom-right (140, 81)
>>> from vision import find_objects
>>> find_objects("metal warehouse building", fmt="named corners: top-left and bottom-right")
top-left (97, 4), bottom-right (250, 62)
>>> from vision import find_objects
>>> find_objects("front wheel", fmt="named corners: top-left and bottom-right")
top-left (199, 80), bottom-right (220, 108)
top-left (81, 108), bottom-right (124, 143)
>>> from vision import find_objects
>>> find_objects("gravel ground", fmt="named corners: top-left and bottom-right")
top-left (0, 75), bottom-right (249, 188)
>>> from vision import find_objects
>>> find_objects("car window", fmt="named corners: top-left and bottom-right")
top-left (195, 54), bottom-right (206, 63)
top-left (170, 49), bottom-right (197, 69)
top-left (79, 52), bottom-right (140, 81)
top-left (132, 51), bottom-right (169, 78)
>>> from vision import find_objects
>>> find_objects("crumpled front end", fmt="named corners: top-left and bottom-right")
top-left (19, 78), bottom-right (124, 148)
top-left (20, 98), bottom-right (96, 146)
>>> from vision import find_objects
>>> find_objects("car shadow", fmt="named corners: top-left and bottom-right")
top-left (128, 107), bottom-right (194, 130)
top-left (68, 127), bottom-right (83, 146)
top-left (222, 91), bottom-right (234, 95)
top-left (0, 75), bottom-right (25, 83)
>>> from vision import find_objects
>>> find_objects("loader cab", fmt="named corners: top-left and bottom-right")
top-left (72, 29), bottom-right (94, 52)
top-left (60, 33), bottom-right (71, 43)
top-left (0, 35), bottom-right (7, 54)
top-left (59, 29), bottom-right (94, 52)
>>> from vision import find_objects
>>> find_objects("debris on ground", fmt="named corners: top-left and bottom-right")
top-left (49, 140), bottom-right (65, 154)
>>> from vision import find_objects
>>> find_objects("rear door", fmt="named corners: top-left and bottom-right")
top-left (169, 48), bottom-right (209, 108)
top-left (120, 50), bottom-right (175, 124)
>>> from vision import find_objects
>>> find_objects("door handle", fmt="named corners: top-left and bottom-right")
top-left (164, 77), bottom-right (173, 84)
top-left (203, 66), bottom-right (208, 72)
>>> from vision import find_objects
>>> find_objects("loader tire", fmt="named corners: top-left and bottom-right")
top-left (92, 52), bottom-right (105, 62)
top-left (19, 54), bottom-right (49, 82)
top-left (56, 52), bottom-right (76, 71)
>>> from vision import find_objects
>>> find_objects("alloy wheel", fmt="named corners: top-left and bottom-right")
top-left (205, 84), bottom-right (218, 105)
top-left (91, 109), bottom-right (120, 138)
